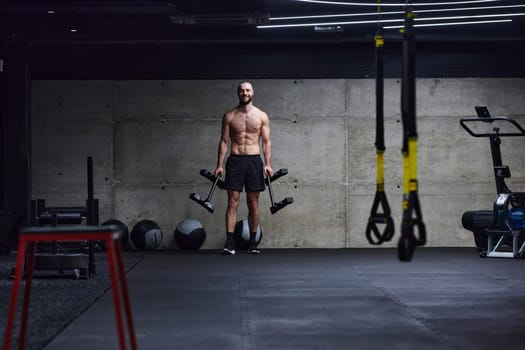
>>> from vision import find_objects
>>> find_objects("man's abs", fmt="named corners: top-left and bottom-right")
top-left (230, 142), bottom-right (260, 155)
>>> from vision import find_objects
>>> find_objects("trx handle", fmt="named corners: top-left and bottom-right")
top-left (366, 178), bottom-right (395, 245)
top-left (398, 140), bottom-right (426, 261)
top-left (366, 31), bottom-right (395, 245)
top-left (398, 3), bottom-right (426, 261)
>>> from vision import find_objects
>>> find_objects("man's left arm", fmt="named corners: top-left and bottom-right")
top-left (261, 112), bottom-right (273, 177)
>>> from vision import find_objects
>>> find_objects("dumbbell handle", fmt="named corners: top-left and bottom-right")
top-left (265, 168), bottom-right (289, 206)
top-left (265, 174), bottom-right (294, 215)
top-left (205, 175), bottom-right (221, 202)
top-left (199, 169), bottom-right (226, 189)
top-left (265, 175), bottom-right (277, 205)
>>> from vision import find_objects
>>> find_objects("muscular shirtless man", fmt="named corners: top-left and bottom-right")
top-left (214, 82), bottom-right (273, 255)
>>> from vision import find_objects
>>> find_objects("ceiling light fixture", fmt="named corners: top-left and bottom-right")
top-left (383, 18), bottom-right (512, 28)
top-left (269, 4), bottom-right (525, 21)
top-left (257, 12), bottom-right (524, 29)
top-left (270, 11), bottom-right (402, 21)
top-left (421, 12), bottom-right (525, 21)
top-left (415, 3), bottom-right (525, 14)
top-left (314, 25), bottom-right (344, 32)
top-left (294, 0), bottom-right (502, 6)
top-left (258, 18), bottom-right (403, 29)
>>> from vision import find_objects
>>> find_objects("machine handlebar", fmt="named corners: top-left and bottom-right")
top-left (460, 116), bottom-right (525, 138)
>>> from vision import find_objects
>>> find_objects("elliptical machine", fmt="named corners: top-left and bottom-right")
top-left (460, 106), bottom-right (525, 258)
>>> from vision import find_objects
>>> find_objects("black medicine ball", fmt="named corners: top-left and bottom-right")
top-left (234, 219), bottom-right (262, 250)
top-left (174, 219), bottom-right (206, 250)
top-left (101, 218), bottom-right (130, 250)
top-left (130, 219), bottom-right (163, 250)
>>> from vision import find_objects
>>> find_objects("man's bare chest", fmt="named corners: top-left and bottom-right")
top-left (231, 113), bottom-right (262, 133)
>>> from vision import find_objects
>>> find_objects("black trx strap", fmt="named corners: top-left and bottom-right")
top-left (365, 14), bottom-right (394, 245)
top-left (398, 2), bottom-right (426, 261)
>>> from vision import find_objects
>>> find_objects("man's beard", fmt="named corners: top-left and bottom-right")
top-left (239, 96), bottom-right (252, 106)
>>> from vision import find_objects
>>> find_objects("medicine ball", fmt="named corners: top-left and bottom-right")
top-left (234, 219), bottom-right (262, 250)
top-left (174, 219), bottom-right (206, 250)
top-left (130, 219), bottom-right (163, 250)
top-left (101, 219), bottom-right (129, 250)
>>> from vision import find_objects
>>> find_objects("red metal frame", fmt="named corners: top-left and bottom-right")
top-left (2, 228), bottom-right (137, 350)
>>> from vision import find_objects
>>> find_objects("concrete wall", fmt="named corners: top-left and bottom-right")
top-left (31, 79), bottom-right (525, 249)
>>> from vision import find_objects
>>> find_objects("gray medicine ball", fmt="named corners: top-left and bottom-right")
top-left (174, 219), bottom-right (206, 250)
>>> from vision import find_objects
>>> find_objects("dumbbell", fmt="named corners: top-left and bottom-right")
top-left (189, 172), bottom-right (222, 213)
top-left (191, 168), bottom-right (293, 214)
top-left (197, 169), bottom-right (226, 189)
top-left (265, 168), bottom-right (294, 214)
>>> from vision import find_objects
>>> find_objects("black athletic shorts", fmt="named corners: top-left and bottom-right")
top-left (225, 154), bottom-right (265, 192)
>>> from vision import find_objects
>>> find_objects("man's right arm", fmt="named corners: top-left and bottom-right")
top-left (214, 113), bottom-right (230, 177)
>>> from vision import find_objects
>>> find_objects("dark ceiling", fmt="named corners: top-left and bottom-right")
top-left (2, 0), bottom-right (524, 43)
top-left (1, 0), bottom-right (524, 79)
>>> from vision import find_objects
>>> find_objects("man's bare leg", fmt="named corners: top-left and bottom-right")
top-left (223, 190), bottom-right (240, 255)
top-left (247, 191), bottom-right (261, 254)
top-left (227, 190), bottom-right (241, 232)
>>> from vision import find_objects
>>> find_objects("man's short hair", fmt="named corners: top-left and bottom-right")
top-left (238, 81), bottom-right (253, 93)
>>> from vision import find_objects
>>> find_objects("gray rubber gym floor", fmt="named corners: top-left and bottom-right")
top-left (41, 248), bottom-right (525, 350)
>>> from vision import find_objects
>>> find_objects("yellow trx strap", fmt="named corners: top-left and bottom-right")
top-left (398, 4), bottom-right (426, 262)
top-left (366, 1), bottom-right (394, 245)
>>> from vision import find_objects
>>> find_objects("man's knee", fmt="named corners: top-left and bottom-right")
top-left (248, 202), bottom-right (258, 213)
top-left (228, 192), bottom-right (241, 209)
top-left (247, 194), bottom-right (259, 211)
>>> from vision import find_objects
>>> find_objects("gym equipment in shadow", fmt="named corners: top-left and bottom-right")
top-left (15, 156), bottom-right (101, 279)
top-left (265, 168), bottom-right (294, 214)
top-left (190, 168), bottom-right (293, 214)
top-left (189, 170), bottom-right (223, 213)
top-left (100, 219), bottom-right (130, 250)
top-left (460, 106), bottom-right (525, 258)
